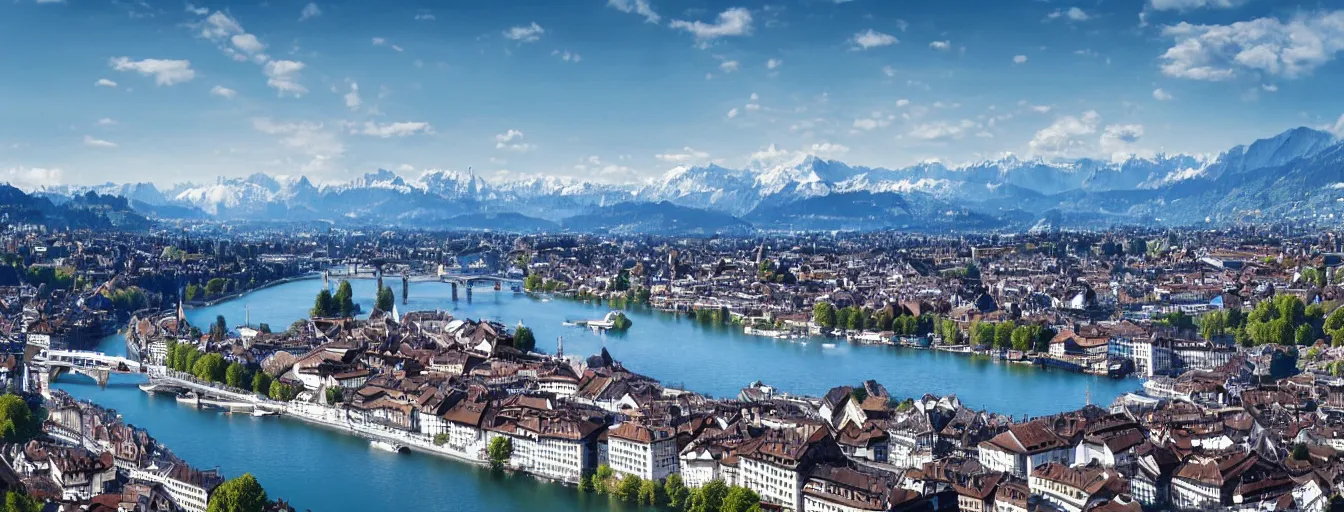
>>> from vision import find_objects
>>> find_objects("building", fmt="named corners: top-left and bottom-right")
top-left (1028, 463), bottom-right (1127, 512)
top-left (738, 425), bottom-right (845, 511)
top-left (129, 463), bottom-right (224, 512)
top-left (607, 422), bottom-right (679, 482)
top-left (977, 420), bottom-right (1074, 478)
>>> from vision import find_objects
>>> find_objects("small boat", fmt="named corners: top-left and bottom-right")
top-left (821, 343), bottom-right (837, 349)
top-left (371, 440), bottom-right (408, 454)
top-left (251, 409), bottom-right (277, 417)
top-left (175, 392), bottom-right (199, 406)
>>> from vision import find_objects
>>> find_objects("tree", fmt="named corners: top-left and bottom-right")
top-left (268, 381), bottom-right (295, 401)
top-left (3, 490), bottom-right (41, 512)
top-left (524, 274), bottom-right (543, 291)
top-left (722, 486), bottom-right (763, 512)
top-left (376, 286), bottom-right (395, 312)
top-left (664, 474), bottom-right (689, 510)
top-left (687, 480), bottom-right (729, 512)
top-left (611, 312), bottom-right (633, 330)
top-left (207, 473), bottom-right (268, 512)
top-left (638, 479), bottom-right (660, 506)
top-left (184, 283), bottom-right (201, 302)
top-left (192, 353), bottom-right (227, 383)
top-left (225, 362), bottom-right (248, 389)
top-left (813, 302), bottom-right (837, 328)
top-left (0, 394), bottom-right (38, 443)
top-left (257, 323), bottom-right (271, 334)
top-left (577, 472), bottom-right (594, 492)
top-left (1296, 324), bottom-right (1316, 346)
top-left (311, 289), bottom-right (335, 317)
top-left (488, 436), bottom-right (513, 470)
top-left (334, 280), bottom-right (356, 317)
top-left (325, 386), bottom-right (344, 404)
top-left (616, 475), bottom-right (642, 503)
top-left (513, 326), bottom-right (536, 352)
top-left (204, 277), bottom-right (227, 298)
top-left (1292, 442), bottom-right (1310, 461)
top-left (994, 321), bottom-right (1015, 350)
top-left (251, 372), bottom-right (272, 395)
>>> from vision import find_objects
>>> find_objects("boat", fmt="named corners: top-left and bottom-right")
top-left (821, 343), bottom-right (837, 349)
top-left (371, 440), bottom-right (408, 454)
top-left (175, 392), bottom-right (199, 407)
top-left (251, 409), bottom-right (277, 417)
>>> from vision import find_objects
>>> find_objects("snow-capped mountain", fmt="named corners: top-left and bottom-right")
top-left (25, 126), bottom-right (1344, 232)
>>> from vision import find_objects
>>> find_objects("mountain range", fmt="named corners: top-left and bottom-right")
top-left (14, 126), bottom-right (1344, 234)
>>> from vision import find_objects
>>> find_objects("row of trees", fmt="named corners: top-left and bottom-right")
top-left (811, 302), bottom-right (934, 336)
top-left (184, 277), bottom-right (237, 302)
top-left (583, 467), bottom-right (761, 512)
top-left (163, 339), bottom-right (293, 400)
top-left (964, 320), bottom-right (1054, 352)
top-left (1197, 295), bottom-right (1325, 347)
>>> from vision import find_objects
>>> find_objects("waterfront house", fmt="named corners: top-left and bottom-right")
top-left (128, 462), bottom-right (223, 512)
top-left (737, 424), bottom-right (846, 511)
top-left (483, 398), bottom-right (604, 484)
top-left (49, 447), bottom-right (116, 501)
top-left (836, 421), bottom-right (889, 463)
top-left (607, 422), bottom-right (680, 482)
top-left (800, 464), bottom-right (900, 512)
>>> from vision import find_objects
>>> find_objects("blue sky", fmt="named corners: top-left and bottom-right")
top-left (2, 0), bottom-right (1343, 189)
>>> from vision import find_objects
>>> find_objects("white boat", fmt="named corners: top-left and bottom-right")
top-left (251, 409), bottom-right (277, 417)
top-left (822, 343), bottom-right (837, 349)
top-left (371, 440), bottom-right (408, 454)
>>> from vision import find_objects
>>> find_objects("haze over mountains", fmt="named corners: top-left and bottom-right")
top-left (19, 126), bottom-right (1344, 234)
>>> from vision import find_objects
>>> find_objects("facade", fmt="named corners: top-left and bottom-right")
top-left (977, 421), bottom-right (1074, 478)
top-left (607, 423), bottom-right (679, 482)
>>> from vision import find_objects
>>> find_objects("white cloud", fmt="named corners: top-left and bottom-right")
top-left (896, 99), bottom-right (910, 107)
top-left (414, 11), bottom-right (436, 21)
top-left (727, 108), bottom-right (739, 119)
top-left (670, 7), bottom-right (753, 44)
top-left (200, 11), bottom-right (244, 40)
top-left (1328, 113), bottom-right (1344, 137)
top-left (1013, 55), bottom-right (1028, 64)
top-left (210, 85), bottom-right (237, 99)
top-left (750, 144), bottom-right (800, 166)
top-left (94, 78), bottom-right (118, 88)
top-left (882, 65), bottom-right (897, 77)
top-left (231, 33), bottom-right (266, 55)
top-left (494, 129), bottom-right (535, 151)
top-left (655, 147), bottom-right (710, 163)
top-left (749, 92), bottom-right (759, 101)
top-left (909, 120), bottom-right (978, 141)
top-left (109, 57), bottom-right (195, 86)
top-left (852, 114), bottom-right (894, 131)
top-left (1158, 11), bottom-right (1344, 81)
top-left (2, 167), bottom-right (62, 192)
top-left (1048, 7), bottom-right (1091, 21)
top-left (343, 80), bottom-right (361, 110)
top-left (252, 118), bottom-right (345, 174)
top-left (1152, 88), bottom-right (1174, 101)
top-left (1262, 83), bottom-right (1278, 92)
top-left (809, 142), bottom-right (850, 155)
top-left (745, 103), bottom-right (761, 111)
top-left (719, 60), bottom-right (740, 72)
top-left (299, 2), bottom-right (321, 21)
top-left (929, 40), bottom-right (951, 51)
top-left (553, 50), bottom-right (582, 63)
top-left (83, 135), bottom-right (118, 149)
top-left (185, 3), bottom-right (209, 15)
top-left (1028, 110), bottom-right (1101, 158)
top-left (263, 60), bottom-right (307, 96)
top-left (503, 22), bottom-right (545, 43)
top-left (96, 118), bottom-right (117, 126)
top-left (607, 0), bottom-right (660, 23)
top-left (766, 58), bottom-right (783, 69)
top-left (852, 29), bottom-right (898, 50)
top-left (1100, 124), bottom-right (1146, 154)
top-left (359, 121), bottom-right (433, 138)
top-left (1149, 0), bottom-right (1249, 11)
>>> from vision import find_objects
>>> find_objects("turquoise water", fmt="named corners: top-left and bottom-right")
top-left (54, 278), bottom-right (1133, 511)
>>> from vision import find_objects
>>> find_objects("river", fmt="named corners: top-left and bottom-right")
top-left (53, 278), bottom-right (1134, 511)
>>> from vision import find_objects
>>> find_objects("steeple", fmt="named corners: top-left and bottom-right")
top-left (557, 336), bottom-right (564, 358)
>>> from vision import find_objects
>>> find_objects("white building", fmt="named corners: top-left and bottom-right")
top-left (129, 463), bottom-right (223, 512)
top-left (978, 421), bottom-right (1074, 478)
top-left (607, 423), bottom-right (679, 482)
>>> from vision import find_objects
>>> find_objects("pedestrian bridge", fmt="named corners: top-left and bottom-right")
top-left (437, 273), bottom-right (524, 297)
top-left (30, 349), bottom-right (145, 395)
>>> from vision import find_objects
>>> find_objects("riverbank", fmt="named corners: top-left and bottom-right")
top-left (189, 272), bottom-right (321, 309)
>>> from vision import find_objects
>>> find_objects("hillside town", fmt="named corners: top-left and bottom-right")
top-left (5, 223), bottom-right (1344, 511)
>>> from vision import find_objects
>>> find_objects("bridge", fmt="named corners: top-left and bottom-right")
top-left (142, 369), bottom-right (284, 413)
top-left (30, 349), bottom-right (145, 397)
top-left (437, 272), bottom-right (525, 299)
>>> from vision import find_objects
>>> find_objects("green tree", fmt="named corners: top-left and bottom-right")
top-left (225, 362), bottom-right (247, 389)
top-left (192, 353), bottom-right (228, 383)
top-left (513, 326), bottom-right (536, 352)
top-left (311, 289), bottom-right (335, 317)
top-left (3, 490), bottom-right (42, 512)
top-left (577, 472), bottom-right (594, 492)
top-left (1292, 442), bottom-right (1310, 461)
top-left (257, 323), bottom-right (271, 334)
top-left (994, 321), bottom-right (1015, 350)
top-left (206, 473), bottom-right (268, 512)
top-left (204, 277), bottom-right (227, 298)
top-left (1296, 324), bottom-right (1316, 346)
top-left (376, 286), bottom-right (395, 312)
top-left (687, 480), bottom-right (729, 512)
top-left (325, 386), bottom-right (344, 404)
top-left (268, 381), bottom-right (295, 401)
top-left (722, 486), bottom-right (763, 512)
top-left (611, 312), bottom-right (633, 330)
top-left (334, 280), bottom-right (356, 317)
top-left (0, 394), bottom-right (38, 443)
top-left (813, 302), bottom-right (837, 328)
top-left (638, 479), bottom-right (660, 506)
top-left (616, 475), bottom-right (642, 503)
top-left (488, 436), bottom-right (513, 470)
top-left (664, 473), bottom-right (689, 510)
top-left (251, 372), bottom-right (272, 395)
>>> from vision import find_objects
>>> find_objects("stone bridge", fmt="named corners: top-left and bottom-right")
top-left (30, 349), bottom-right (145, 397)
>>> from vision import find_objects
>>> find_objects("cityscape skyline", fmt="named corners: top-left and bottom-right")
top-left (3, 0), bottom-right (1344, 190)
